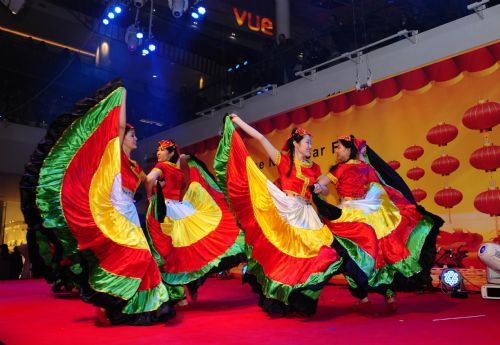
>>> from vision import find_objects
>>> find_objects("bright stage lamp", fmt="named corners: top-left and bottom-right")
top-left (102, 18), bottom-right (110, 25)
top-left (148, 43), bottom-right (157, 52)
top-left (197, 6), bottom-right (206, 15)
top-left (114, 6), bottom-right (122, 14)
top-left (440, 268), bottom-right (467, 298)
top-left (107, 12), bottom-right (115, 19)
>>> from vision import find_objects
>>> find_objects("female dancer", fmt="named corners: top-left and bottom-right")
top-left (144, 139), bottom-right (246, 305)
top-left (312, 135), bottom-right (442, 312)
top-left (213, 114), bottom-right (342, 315)
top-left (20, 80), bottom-right (174, 325)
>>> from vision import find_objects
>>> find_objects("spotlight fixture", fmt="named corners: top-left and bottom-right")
top-left (168, 0), bottom-right (189, 18)
top-left (197, 6), bottom-right (206, 15)
top-left (136, 32), bottom-right (144, 39)
top-left (125, 24), bottom-right (143, 51)
top-left (114, 5), bottom-right (122, 14)
top-left (440, 268), bottom-right (468, 298)
top-left (141, 48), bottom-right (150, 56)
top-left (107, 12), bottom-right (116, 19)
top-left (191, 12), bottom-right (200, 19)
top-left (229, 32), bottom-right (236, 40)
top-left (102, 18), bottom-right (110, 25)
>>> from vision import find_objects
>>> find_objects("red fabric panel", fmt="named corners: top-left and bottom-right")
top-left (272, 112), bottom-right (291, 130)
top-left (205, 136), bottom-right (219, 151)
top-left (373, 78), bottom-right (400, 99)
top-left (255, 118), bottom-right (274, 134)
top-left (290, 107), bottom-right (309, 124)
top-left (307, 101), bottom-right (328, 119)
top-left (425, 59), bottom-right (461, 82)
top-left (397, 68), bottom-right (429, 91)
top-left (488, 42), bottom-right (500, 61)
top-left (353, 88), bottom-right (375, 106)
top-left (455, 47), bottom-right (495, 72)
top-left (327, 93), bottom-right (351, 113)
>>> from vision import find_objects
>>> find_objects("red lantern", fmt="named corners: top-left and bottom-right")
top-left (387, 160), bottom-right (401, 170)
top-left (469, 144), bottom-right (500, 172)
top-left (431, 155), bottom-right (460, 176)
top-left (462, 100), bottom-right (500, 132)
top-left (426, 123), bottom-right (458, 146)
top-left (412, 188), bottom-right (427, 202)
top-left (403, 145), bottom-right (424, 161)
top-left (407, 167), bottom-right (425, 181)
top-left (474, 188), bottom-right (500, 216)
top-left (434, 187), bottom-right (463, 209)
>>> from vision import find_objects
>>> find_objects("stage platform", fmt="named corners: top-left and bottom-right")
top-left (0, 278), bottom-right (498, 345)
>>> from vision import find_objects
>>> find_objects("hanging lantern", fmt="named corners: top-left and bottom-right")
top-left (431, 154), bottom-right (460, 176)
top-left (403, 145), bottom-right (424, 161)
top-left (462, 100), bottom-right (500, 132)
top-left (412, 188), bottom-right (427, 202)
top-left (474, 188), bottom-right (500, 217)
top-left (407, 167), bottom-right (425, 181)
top-left (469, 144), bottom-right (500, 172)
top-left (387, 160), bottom-right (401, 170)
top-left (426, 123), bottom-right (458, 146)
top-left (434, 187), bottom-right (463, 209)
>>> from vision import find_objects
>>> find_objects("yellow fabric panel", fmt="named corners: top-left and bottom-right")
top-left (160, 182), bottom-right (222, 247)
top-left (336, 182), bottom-right (402, 239)
top-left (89, 138), bottom-right (149, 249)
top-left (245, 157), bottom-right (333, 258)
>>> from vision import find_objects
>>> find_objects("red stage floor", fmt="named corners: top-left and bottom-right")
top-left (0, 278), bottom-right (498, 345)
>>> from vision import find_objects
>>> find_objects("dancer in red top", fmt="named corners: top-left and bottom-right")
top-left (213, 114), bottom-right (342, 315)
top-left (145, 139), bottom-right (245, 305)
top-left (313, 135), bottom-right (442, 312)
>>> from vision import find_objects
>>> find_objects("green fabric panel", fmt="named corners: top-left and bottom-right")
top-left (213, 117), bottom-right (235, 197)
top-left (335, 236), bottom-right (376, 277)
top-left (144, 197), bottom-right (166, 269)
top-left (89, 265), bottom-right (141, 300)
top-left (245, 250), bottom-right (343, 305)
top-left (122, 283), bottom-right (170, 314)
top-left (166, 284), bottom-right (186, 301)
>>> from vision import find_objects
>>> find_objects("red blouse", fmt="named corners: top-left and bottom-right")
top-left (276, 152), bottom-right (322, 200)
top-left (327, 159), bottom-right (380, 199)
top-left (121, 151), bottom-right (145, 194)
top-left (153, 161), bottom-right (184, 201)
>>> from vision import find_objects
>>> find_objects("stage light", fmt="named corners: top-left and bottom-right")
top-left (125, 24), bottom-right (143, 52)
top-left (227, 67), bottom-right (233, 72)
top-left (243, 60), bottom-right (248, 66)
top-left (102, 18), bottom-right (110, 25)
top-left (136, 32), bottom-right (144, 39)
top-left (142, 48), bottom-right (149, 56)
top-left (441, 269), bottom-right (460, 288)
top-left (191, 12), bottom-right (200, 19)
top-left (229, 32), bottom-right (236, 40)
top-left (235, 64), bottom-right (240, 69)
top-left (440, 268), bottom-right (468, 298)
top-left (114, 6), bottom-right (122, 14)
top-left (153, 75), bottom-right (157, 78)
top-left (107, 12), bottom-right (115, 19)
top-left (197, 6), bottom-right (206, 15)
top-left (148, 42), bottom-right (157, 52)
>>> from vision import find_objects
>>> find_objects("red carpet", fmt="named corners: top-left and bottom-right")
top-left (0, 278), bottom-right (497, 345)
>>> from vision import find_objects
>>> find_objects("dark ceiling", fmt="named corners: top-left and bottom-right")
top-left (0, 0), bottom-right (495, 138)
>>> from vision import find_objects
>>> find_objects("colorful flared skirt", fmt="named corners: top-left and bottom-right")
top-left (214, 117), bottom-right (343, 315)
top-left (20, 80), bottom-right (173, 325)
top-left (146, 156), bottom-right (246, 299)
